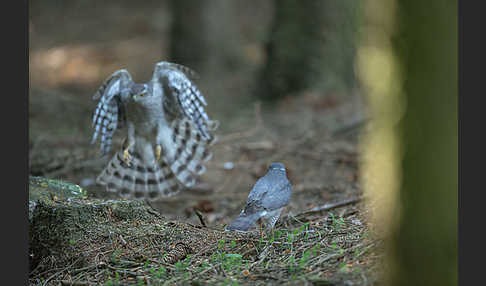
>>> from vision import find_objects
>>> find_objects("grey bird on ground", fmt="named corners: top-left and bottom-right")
top-left (226, 162), bottom-right (292, 234)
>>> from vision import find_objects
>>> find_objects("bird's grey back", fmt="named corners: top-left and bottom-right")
top-left (247, 168), bottom-right (292, 211)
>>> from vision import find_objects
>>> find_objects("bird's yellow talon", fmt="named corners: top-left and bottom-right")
top-left (155, 145), bottom-right (162, 162)
top-left (123, 148), bottom-right (132, 166)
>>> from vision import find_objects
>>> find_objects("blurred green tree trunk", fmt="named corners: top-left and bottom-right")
top-left (393, 0), bottom-right (457, 285)
top-left (258, 0), bottom-right (358, 100)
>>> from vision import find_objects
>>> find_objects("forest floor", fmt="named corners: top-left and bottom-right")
top-left (29, 2), bottom-right (383, 285)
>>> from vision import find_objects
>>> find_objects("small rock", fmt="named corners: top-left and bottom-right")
top-left (223, 162), bottom-right (234, 170)
top-left (80, 177), bottom-right (96, 188)
top-left (351, 218), bottom-right (362, 225)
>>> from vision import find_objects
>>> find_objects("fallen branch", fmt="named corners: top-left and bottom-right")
top-left (307, 242), bottom-right (374, 272)
top-left (60, 280), bottom-right (92, 286)
top-left (293, 196), bottom-right (364, 220)
top-left (42, 257), bottom-right (83, 286)
top-left (194, 209), bottom-right (207, 227)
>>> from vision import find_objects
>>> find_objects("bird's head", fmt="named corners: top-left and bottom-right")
top-left (130, 83), bottom-right (149, 102)
top-left (269, 162), bottom-right (286, 172)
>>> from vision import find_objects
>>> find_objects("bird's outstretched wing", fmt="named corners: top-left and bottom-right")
top-left (91, 69), bottom-right (134, 155)
top-left (151, 61), bottom-right (218, 141)
top-left (153, 61), bottom-right (200, 80)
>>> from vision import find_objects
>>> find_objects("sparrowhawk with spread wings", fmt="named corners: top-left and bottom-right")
top-left (91, 61), bottom-right (218, 200)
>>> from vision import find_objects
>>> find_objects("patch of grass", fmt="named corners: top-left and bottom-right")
top-left (312, 243), bottom-right (321, 256)
top-left (329, 212), bottom-right (345, 230)
top-left (222, 253), bottom-right (243, 272)
top-left (175, 254), bottom-right (191, 274)
top-left (156, 266), bottom-right (167, 279)
top-left (218, 239), bottom-right (225, 249)
top-left (110, 249), bottom-right (123, 264)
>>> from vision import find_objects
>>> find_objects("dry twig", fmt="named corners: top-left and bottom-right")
top-left (294, 197), bottom-right (364, 220)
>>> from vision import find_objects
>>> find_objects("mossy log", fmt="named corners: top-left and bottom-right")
top-left (29, 176), bottom-right (87, 223)
top-left (28, 196), bottom-right (250, 275)
top-left (28, 177), bottom-right (252, 279)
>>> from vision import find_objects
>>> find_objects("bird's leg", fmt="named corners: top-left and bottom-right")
top-left (266, 212), bottom-right (280, 239)
top-left (123, 141), bottom-right (134, 166)
top-left (123, 123), bottom-right (136, 166)
top-left (258, 218), bottom-right (264, 240)
top-left (155, 145), bottom-right (162, 162)
top-left (154, 122), bottom-right (164, 163)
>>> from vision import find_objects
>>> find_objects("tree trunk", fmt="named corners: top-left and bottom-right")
top-left (168, 0), bottom-right (208, 70)
top-left (358, 0), bottom-right (457, 285)
top-left (393, 0), bottom-right (457, 285)
top-left (258, 0), bottom-right (358, 100)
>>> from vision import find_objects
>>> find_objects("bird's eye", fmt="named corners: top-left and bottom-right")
top-left (140, 93), bottom-right (145, 97)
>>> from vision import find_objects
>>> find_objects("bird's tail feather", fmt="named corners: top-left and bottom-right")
top-left (96, 147), bottom-right (182, 200)
top-left (225, 212), bottom-right (263, 232)
top-left (167, 118), bottom-right (217, 187)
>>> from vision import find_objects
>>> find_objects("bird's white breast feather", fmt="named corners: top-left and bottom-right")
top-left (158, 123), bottom-right (177, 160)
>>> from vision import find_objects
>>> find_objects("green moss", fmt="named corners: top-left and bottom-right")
top-left (29, 176), bottom-right (87, 202)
